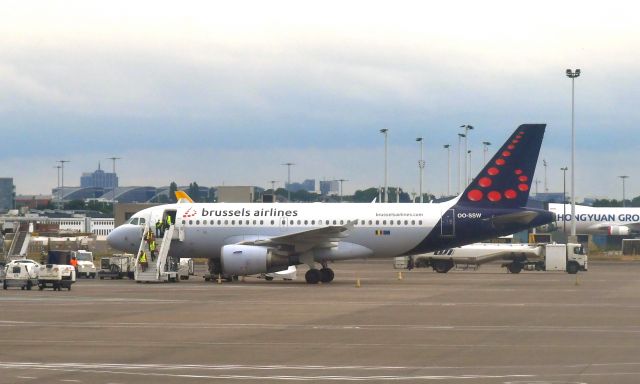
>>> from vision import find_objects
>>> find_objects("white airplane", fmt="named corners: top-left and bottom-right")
top-left (108, 124), bottom-right (554, 284)
top-left (548, 203), bottom-right (640, 235)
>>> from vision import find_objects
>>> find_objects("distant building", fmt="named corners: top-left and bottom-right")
top-left (532, 192), bottom-right (566, 203)
top-left (217, 186), bottom-right (255, 203)
top-left (15, 195), bottom-right (52, 210)
top-left (319, 180), bottom-right (339, 196)
top-left (0, 178), bottom-right (15, 210)
top-left (80, 163), bottom-right (118, 189)
top-left (286, 179), bottom-right (316, 193)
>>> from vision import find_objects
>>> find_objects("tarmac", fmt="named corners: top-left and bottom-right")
top-left (1, 260), bottom-right (640, 383)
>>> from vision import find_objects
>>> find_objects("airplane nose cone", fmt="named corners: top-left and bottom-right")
top-left (108, 225), bottom-right (145, 252)
top-left (106, 227), bottom-right (123, 250)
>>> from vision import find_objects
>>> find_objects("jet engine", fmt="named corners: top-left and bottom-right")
top-left (221, 245), bottom-right (290, 275)
top-left (608, 225), bottom-right (630, 236)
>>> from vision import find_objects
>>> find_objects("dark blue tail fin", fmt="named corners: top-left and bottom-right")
top-left (459, 124), bottom-right (546, 208)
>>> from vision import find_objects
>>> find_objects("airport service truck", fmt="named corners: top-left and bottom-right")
top-left (398, 243), bottom-right (587, 274)
top-left (38, 251), bottom-right (77, 290)
top-left (71, 250), bottom-right (97, 278)
top-left (98, 254), bottom-right (135, 279)
top-left (508, 243), bottom-right (588, 274)
top-left (37, 264), bottom-right (76, 291)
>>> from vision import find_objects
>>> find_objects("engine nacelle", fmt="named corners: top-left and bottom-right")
top-left (608, 225), bottom-right (630, 236)
top-left (221, 245), bottom-right (290, 275)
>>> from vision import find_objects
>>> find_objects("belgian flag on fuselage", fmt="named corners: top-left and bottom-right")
top-left (458, 124), bottom-right (545, 208)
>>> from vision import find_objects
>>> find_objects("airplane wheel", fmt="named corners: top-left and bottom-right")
top-left (433, 260), bottom-right (453, 273)
top-left (320, 268), bottom-right (334, 283)
top-left (305, 269), bottom-right (321, 284)
top-left (566, 261), bottom-right (579, 274)
top-left (508, 262), bottom-right (522, 274)
top-left (265, 276), bottom-right (274, 281)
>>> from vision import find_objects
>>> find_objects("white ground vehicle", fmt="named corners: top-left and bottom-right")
top-left (71, 250), bottom-right (97, 278)
top-left (511, 243), bottom-right (588, 274)
top-left (399, 242), bottom-right (587, 274)
top-left (178, 258), bottom-right (194, 280)
top-left (2, 259), bottom-right (40, 290)
top-left (37, 264), bottom-right (76, 291)
top-left (98, 254), bottom-right (135, 279)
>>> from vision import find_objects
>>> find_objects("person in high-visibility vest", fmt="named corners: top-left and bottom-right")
top-left (165, 215), bottom-right (172, 231)
top-left (139, 251), bottom-right (148, 271)
top-left (155, 220), bottom-right (162, 237)
top-left (70, 256), bottom-right (78, 271)
top-left (149, 239), bottom-right (156, 261)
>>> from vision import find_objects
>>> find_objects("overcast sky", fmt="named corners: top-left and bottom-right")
top-left (1, 0), bottom-right (638, 199)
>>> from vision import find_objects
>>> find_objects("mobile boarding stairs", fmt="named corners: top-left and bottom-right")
top-left (134, 225), bottom-right (182, 282)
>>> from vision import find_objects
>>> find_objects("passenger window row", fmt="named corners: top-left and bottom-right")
top-left (180, 219), bottom-right (423, 226)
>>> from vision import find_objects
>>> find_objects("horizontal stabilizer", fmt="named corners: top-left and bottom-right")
top-left (484, 210), bottom-right (540, 230)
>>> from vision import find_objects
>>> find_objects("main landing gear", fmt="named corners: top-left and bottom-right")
top-left (305, 267), bottom-right (334, 284)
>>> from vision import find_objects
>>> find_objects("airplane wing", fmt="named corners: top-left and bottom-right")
top-left (238, 224), bottom-right (352, 250)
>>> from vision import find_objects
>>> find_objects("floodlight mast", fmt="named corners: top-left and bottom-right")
top-left (566, 68), bottom-right (580, 237)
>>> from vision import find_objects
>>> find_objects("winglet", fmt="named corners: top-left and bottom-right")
top-left (175, 190), bottom-right (194, 203)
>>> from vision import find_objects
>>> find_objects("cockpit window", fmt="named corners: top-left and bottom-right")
top-left (127, 217), bottom-right (146, 226)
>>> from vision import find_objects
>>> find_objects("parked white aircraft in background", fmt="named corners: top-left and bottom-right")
top-left (108, 124), bottom-right (554, 284)
top-left (548, 203), bottom-right (640, 235)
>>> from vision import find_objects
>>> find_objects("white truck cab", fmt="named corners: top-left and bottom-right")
top-left (71, 250), bottom-right (97, 278)
top-left (3, 259), bottom-right (40, 290)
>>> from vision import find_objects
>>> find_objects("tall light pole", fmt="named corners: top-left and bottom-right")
top-left (58, 160), bottom-right (70, 209)
top-left (566, 68), bottom-right (581, 237)
top-left (467, 150), bottom-right (472, 184)
top-left (107, 157), bottom-right (120, 218)
top-left (337, 179), bottom-right (348, 202)
top-left (53, 165), bottom-right (61, 209)
top-left (380, 129), bottom-right (389, 203)
top-left (460, 124), bottom-right (474, 189)
top-left (443, 144), bottom-right (451, 196)
top-left (482, 141), bottom-right (491, 165)
top-left (561, 167), bottom-right (568, 233)
top-left (619, 175), bottom-right (629, 207)
top-left (457, 133), bottom-right (465, 194)
top-left (543, 159), bottom-right (548, 193)
top-left (416, 137), bottom-right (424, 203)
top-left (282, 163), bottom-right (295, 202)
top-left (107, 157), bottom-right (121, 186)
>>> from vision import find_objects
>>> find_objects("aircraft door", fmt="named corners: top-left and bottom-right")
top-left (163, 209), bottom-right (182, 240)
top-left (440, 209), bottom-right (455, 237)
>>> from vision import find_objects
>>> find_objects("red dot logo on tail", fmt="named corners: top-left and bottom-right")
top-left (467, 190), bottom-right (483, 201)
top-left (487, 191), bottom-right (502, 201)
top-left (504, 189), bottom-right (517, 199)
top-left (478, 177), bottom-right (492, 188)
